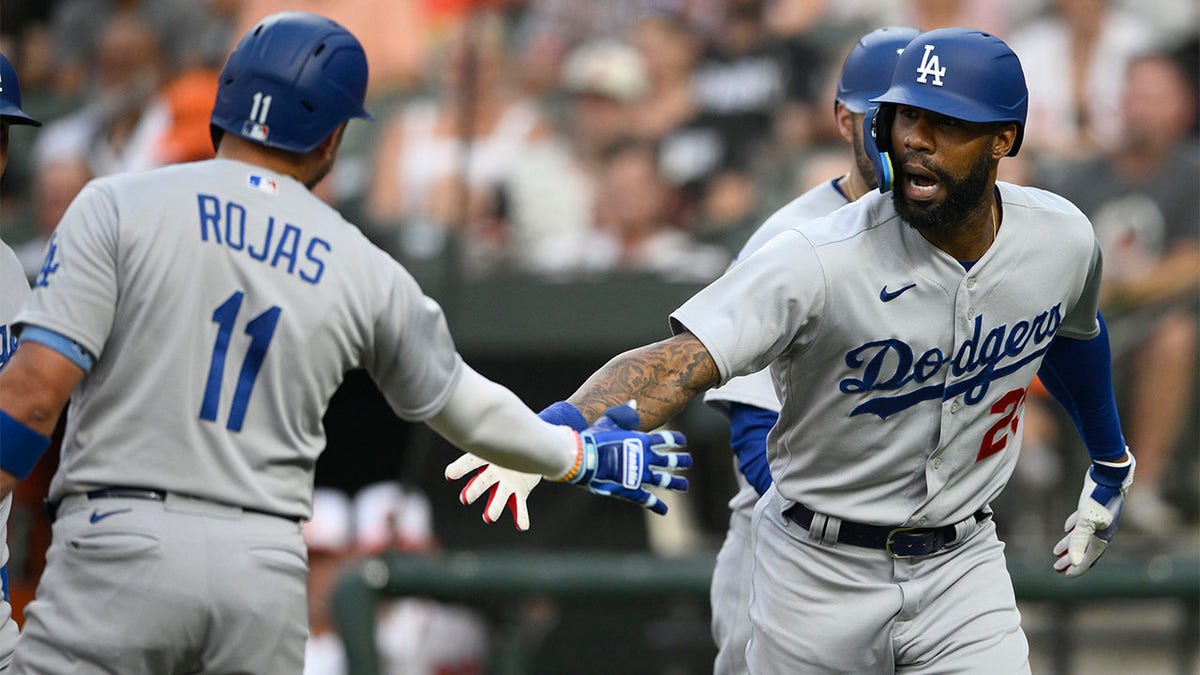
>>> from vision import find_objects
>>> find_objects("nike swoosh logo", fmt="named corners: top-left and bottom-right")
top-left (89, 508), bottom-right (132, 524)
top-left (879, 283), bottom-right (917, 302)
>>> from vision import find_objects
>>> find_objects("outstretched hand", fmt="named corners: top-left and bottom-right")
top-left (445, 454), bottom-right (541, 531)
top-left (562, 402), bottom-right (691, 515)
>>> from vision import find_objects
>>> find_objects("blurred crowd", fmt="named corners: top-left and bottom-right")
top-left (302, 483), bottom-right (490, 675)
top-left (1, 0), bottom-right (1197, 594)
top-left (4, 0), bottom-right (1191, 279)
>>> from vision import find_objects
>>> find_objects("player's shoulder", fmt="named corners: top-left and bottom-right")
top-left (737, 180), bottom-right (848, 259)
top-left (999, 181), bottom-right (1083, 214)
top-left (795, 189), bottom-right (891, 249)
top-left (998, 182), bottom-right (1095, 241)
top-left (90, 159), bottom-right (390, 258)
top-left (0, 238), bottom-right (19, 261)
top-left (80, 160), bottom-right (231, 209)
top-left (0, 238), bottom-right (24, 282)
top-left (89, 159), bottom-right (199, 190)
top-left (774, 179), bottom-right (849, 224)
top-left (998, 182), bottom-right (1099, 265)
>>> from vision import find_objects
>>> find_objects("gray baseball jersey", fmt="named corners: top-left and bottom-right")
top-left (0, 240), bottom-right (29, 668)
top-left (675, 182), bottom-right (1100, 671)
top-left (16, 158), bottom-right (464, 520)
top-left (674, 181), bottom-right (1102, 526)
top-left (705, 179), bottom-right (849, 517)
top-left (703, 179), bottom-right (847, 675)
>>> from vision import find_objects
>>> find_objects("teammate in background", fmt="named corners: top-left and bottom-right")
top-left (0, 13), bottom-right (688, 673)
top-left (0, 52), bottom-right (42, 673)
top-left (702, 27), bottom-right (919, 675)
top-left (449, 28), bottom-right (1135, 672)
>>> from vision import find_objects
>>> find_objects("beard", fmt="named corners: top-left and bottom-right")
top-left (851, 124), bottom-right (878, 191)
top-left (306, 155), bottom-right (335, 189)
top-left (305, 127), bottom-right (347, 189)
top-left (892, 149), bottom-right (992, 232)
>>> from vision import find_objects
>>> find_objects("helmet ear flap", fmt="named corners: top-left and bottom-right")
top-left (863, 105), bottom-right (895, 193)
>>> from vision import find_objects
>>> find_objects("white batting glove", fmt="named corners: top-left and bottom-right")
top-left (445, 453), bottom-right (541, 531)
top-left (1053, 451), bottom-right (1135, 578)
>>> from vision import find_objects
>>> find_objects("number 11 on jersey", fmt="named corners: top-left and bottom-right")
top-left (200, 290), bottom-right (282, 432)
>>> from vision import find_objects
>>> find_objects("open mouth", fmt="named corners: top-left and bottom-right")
top-left (903, 164), bottom-right (941, 202)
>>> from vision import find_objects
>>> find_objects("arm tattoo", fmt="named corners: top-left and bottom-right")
top-left (567, 332), bottom-right (719, 430)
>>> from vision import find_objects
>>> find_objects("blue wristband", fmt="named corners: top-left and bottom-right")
top-left (1090, 454), bottom-right (1132, 488)
top-left (0, 409), bottom-right (51, 479)
top-left (538, 400), bottom-right (589, 432)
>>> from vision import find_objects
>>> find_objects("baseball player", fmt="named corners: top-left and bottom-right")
top-left (451, 27), bottom-right (1135, 672)
top-left (0, 52), bottom-right (41, 673)
top-left (0, 13), bottom-right (688, 673)
top-left (700, 27), bottom-right (920, 675)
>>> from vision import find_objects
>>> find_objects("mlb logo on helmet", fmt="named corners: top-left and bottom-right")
top-left (622, 439), bottom-right (644, 489)
top-left (242, 120), bottom-right (270, 143)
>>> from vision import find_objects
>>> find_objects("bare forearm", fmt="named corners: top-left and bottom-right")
top-left (0, 342), bottom-right (82, 436)
top-left (567, 332), bottom-right (719, 430)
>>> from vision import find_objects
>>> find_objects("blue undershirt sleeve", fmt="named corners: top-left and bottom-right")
top-left (1036, 313), bottom-right (1126, 462)
top-left (729, 403), bottom-right (778, 496)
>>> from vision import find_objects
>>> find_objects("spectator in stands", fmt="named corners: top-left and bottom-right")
top-left (1008, 0), bottom-right (1157, 161)
top-left (515, 0), bottom-right (724, 95)
top-left (365, 11), bottom-right (553, 271)
top-left (14, 156), bottom-right (92, 284)
top-left (890, 0), bottom-right (1016, 34)
top-left (658, 0), bottom-right (789, 249)
top-left (1036, 49), bottom-right (1199, 533)
top-left (572, 140), bottom-right (729, 281)
top-left (47, 0), bottom-right (216, 97)
top-left (630, 11), bottom-right (701, 144)
top-left (503, 39), bottom-right (649, 276)
top-left (33, 12), bottom-right (174, 177)
top-left (231, 0), bottom-right (428, 95)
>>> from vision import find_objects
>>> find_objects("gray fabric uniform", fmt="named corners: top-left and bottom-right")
top-left (0, 241), bottom-right (30, 671)
top-left (703, 179), bottom-right (848, 675)
top-left (11, 158), bottom-right (464, 673)
top-left (672, 183), bottom-right (1103, 672)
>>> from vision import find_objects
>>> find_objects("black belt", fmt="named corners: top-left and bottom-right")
top-left (48, 487), bottom-right (301, 523)
top-left (784, 503), bottom-right (988, 558)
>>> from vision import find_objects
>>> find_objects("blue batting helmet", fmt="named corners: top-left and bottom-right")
top-left (836, 26), bottom-right (921, 114)
top-left (0, 53), bottom-right (41, 127)
top-left (863, 28), bottom-right (1028, 191)
top-left (210, 12), bottom-right (372, 154)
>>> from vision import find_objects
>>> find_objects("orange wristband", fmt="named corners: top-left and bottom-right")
top-left (556, 431), bottom-right (584, 483)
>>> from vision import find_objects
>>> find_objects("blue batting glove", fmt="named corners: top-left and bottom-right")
top-left (564, 403), bottom-right (690, 515)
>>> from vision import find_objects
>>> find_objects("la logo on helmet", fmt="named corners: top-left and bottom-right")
top-left (916, 44), bottom-right (946, 87)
